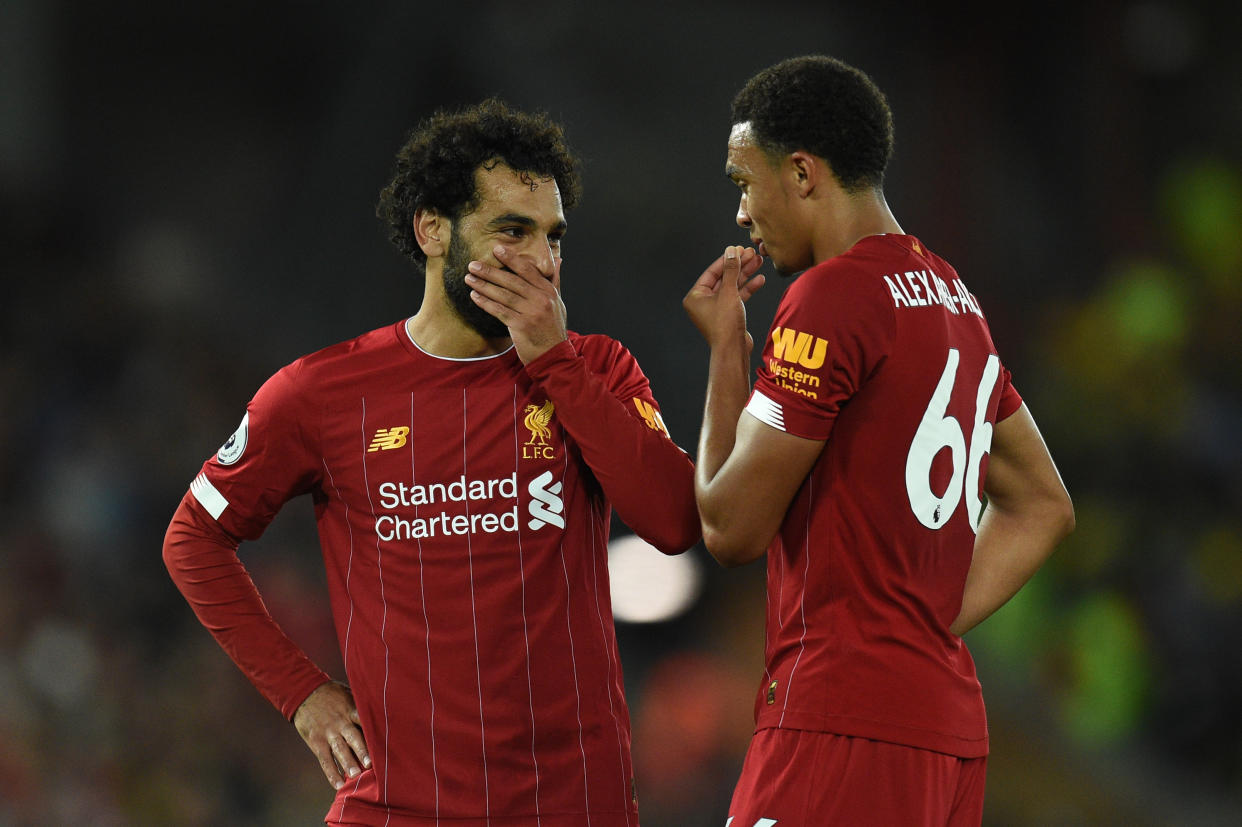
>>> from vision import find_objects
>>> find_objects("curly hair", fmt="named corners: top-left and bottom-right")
top-left (731, 55), bottom-right (894, 192)
top-left (377, 98), bottom-right (582, 268)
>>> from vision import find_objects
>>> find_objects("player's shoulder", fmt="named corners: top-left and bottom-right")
top-left (820, 234), bottom-right (920, 279)
top-left (278, 320), bottom-right (405, 387)
top-left (785, 235), bottom-right (912, 307)
top-left (567, 329), bottom-right (626, 357)
top-left (566, 329), bottom-right (645, 373)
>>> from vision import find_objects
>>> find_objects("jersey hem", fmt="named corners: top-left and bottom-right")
top-left (327, 801), bottom-right (639, 826)
top-left (755, 708), bottom-right (989, 759)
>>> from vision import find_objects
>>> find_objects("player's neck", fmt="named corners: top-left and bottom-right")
top-left (810, 187), bottom-right (904, 264)
top-left (407, 279), bottom-right (513, 359)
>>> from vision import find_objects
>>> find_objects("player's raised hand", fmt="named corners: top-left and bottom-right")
top-left (683, 245), bottom-right (765, 348)
top-left (466, 243), bottom-right (568, 364)
top-left (294, 680), bottom-right (371, 790)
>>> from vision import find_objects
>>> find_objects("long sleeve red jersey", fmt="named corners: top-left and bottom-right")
top-left (163, 320), bottom-right (699, 826)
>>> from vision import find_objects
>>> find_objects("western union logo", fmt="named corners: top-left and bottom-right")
top-left (771, 326), bottom-right (827, 370)
top-left (368, 426), bottom-right (410, 452)
top-left (632, 398), bottom-right (670, 437)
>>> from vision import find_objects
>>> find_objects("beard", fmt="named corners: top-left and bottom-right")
top-left (441, 227), bottom-right (510, 339)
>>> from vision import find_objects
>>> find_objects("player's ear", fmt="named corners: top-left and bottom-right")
top-left (413, 208), bottom-right (448, 258)
top-left (789, 151), bottom-right (819, 198)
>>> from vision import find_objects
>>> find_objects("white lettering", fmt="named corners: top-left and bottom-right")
top-left (914, 270), bottom-right (939, 305)
top-left (883, 271), bottom-right (983, 318)
top-left (904, 272), bottom-right (927, 306)
top-left (498, 474), bottom-right (516, 498)
top-left (376, 514), bottom-right (395, 541)
top-left (372, 508), bottom-right (525, 539)
top-left (370, 473), bottom-right (526, 540)
top-left (379, 482), bottom-right (399, 509)
top-left (953, 278), bottom-right (983, 317)
top-left (884, 275), bottom-right (910, 307)
top-left (934, 274), bottom-right (959, 314)
top-left (376, 473), bottom-right (519, 507)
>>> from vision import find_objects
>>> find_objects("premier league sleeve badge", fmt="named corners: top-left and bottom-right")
top-left (216, 412), bottom-right (250, 465)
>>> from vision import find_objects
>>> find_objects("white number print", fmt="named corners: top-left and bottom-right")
top-left (904, 348), bottom-right (1000, 533)
top-left (725, 818), bottom-right (777, 827)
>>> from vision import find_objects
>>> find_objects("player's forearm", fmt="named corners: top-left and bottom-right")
top-left (163, 495), bottom-right (331, 719)
top-left (599, 431), bottom-right (699, 554)
top-left (526, 342), bottom-right (700, 553)
top-left (694, 336), bottom-right (761, 566)
top-left (950, 495), bottom-right (1075, 636)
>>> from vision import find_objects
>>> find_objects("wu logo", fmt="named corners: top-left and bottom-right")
top-left (523, 400), bottom-right (556, 460)
top-left (771, 326), bottom-right (828, 369)
top-left (527, 471), bottom-right (565, 530)
top-left (632, 398), bottom-right (670, 436)
top-left (368, 426), bottom-right (409, 452)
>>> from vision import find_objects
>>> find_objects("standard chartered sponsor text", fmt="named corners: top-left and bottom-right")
top-left (375, 474), bottom-right (520, 540)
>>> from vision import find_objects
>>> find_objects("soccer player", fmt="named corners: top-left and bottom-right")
top-left (683, 56), bottom-right (1075, 825)
top-left (163, 99), bottom-right (714, 826)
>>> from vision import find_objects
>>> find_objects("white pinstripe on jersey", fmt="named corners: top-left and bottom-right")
top-left (410, 391), bottom-right (440, 822)
top-left (320, 453), bottom-right (364, 822)
top-left (777, 476), bottom-right (812, 729)
top-left (586, 503), bottom-right (634, 826)
top-left (357, 397), bottom-right (394, 810)
top-left (461, 389), bottom-right (491, 818)
top-left (556, 443), bottom-right (592, 824)
top-left (512, 386), bottom-right (543, 823)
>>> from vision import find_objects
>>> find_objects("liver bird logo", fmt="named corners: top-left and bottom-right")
top-left (523, 400), bottom-right (555, 446)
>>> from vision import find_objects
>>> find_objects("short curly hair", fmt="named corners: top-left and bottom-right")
top-left (731, 55), bottom-right (893, 192)
top-left (377, 98), bottom-right (582, 268)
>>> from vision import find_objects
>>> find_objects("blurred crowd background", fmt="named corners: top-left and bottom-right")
top-left (3, 1), bottom-right (1241, 824)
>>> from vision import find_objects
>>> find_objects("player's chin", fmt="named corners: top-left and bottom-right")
top-left (770, 256), bottom-right (799, 278)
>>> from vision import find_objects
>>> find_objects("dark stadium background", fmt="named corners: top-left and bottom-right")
top-left (3, 1), bottom-right (1241, 824)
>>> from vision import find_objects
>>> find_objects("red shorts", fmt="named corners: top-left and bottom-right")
top-left (727, 728), bottom-right (986, 827)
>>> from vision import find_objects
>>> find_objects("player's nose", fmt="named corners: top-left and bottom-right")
top-left (529, 236), bottom-right (556, 279)
top-left (736, 197), bottom-right (752, 229)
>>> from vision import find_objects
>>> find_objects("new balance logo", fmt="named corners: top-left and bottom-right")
top-left (368, 426), bottom-right (410, 452)
top-left (527, 470), bottom-right (565, 530)
top-left (632, 398), bottom-right (670, 437)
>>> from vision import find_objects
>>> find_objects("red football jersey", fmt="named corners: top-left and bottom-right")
top-left (166, 320), bottom-right (699, 826)
top-left (743, 234), bottom-right (1022, 758)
